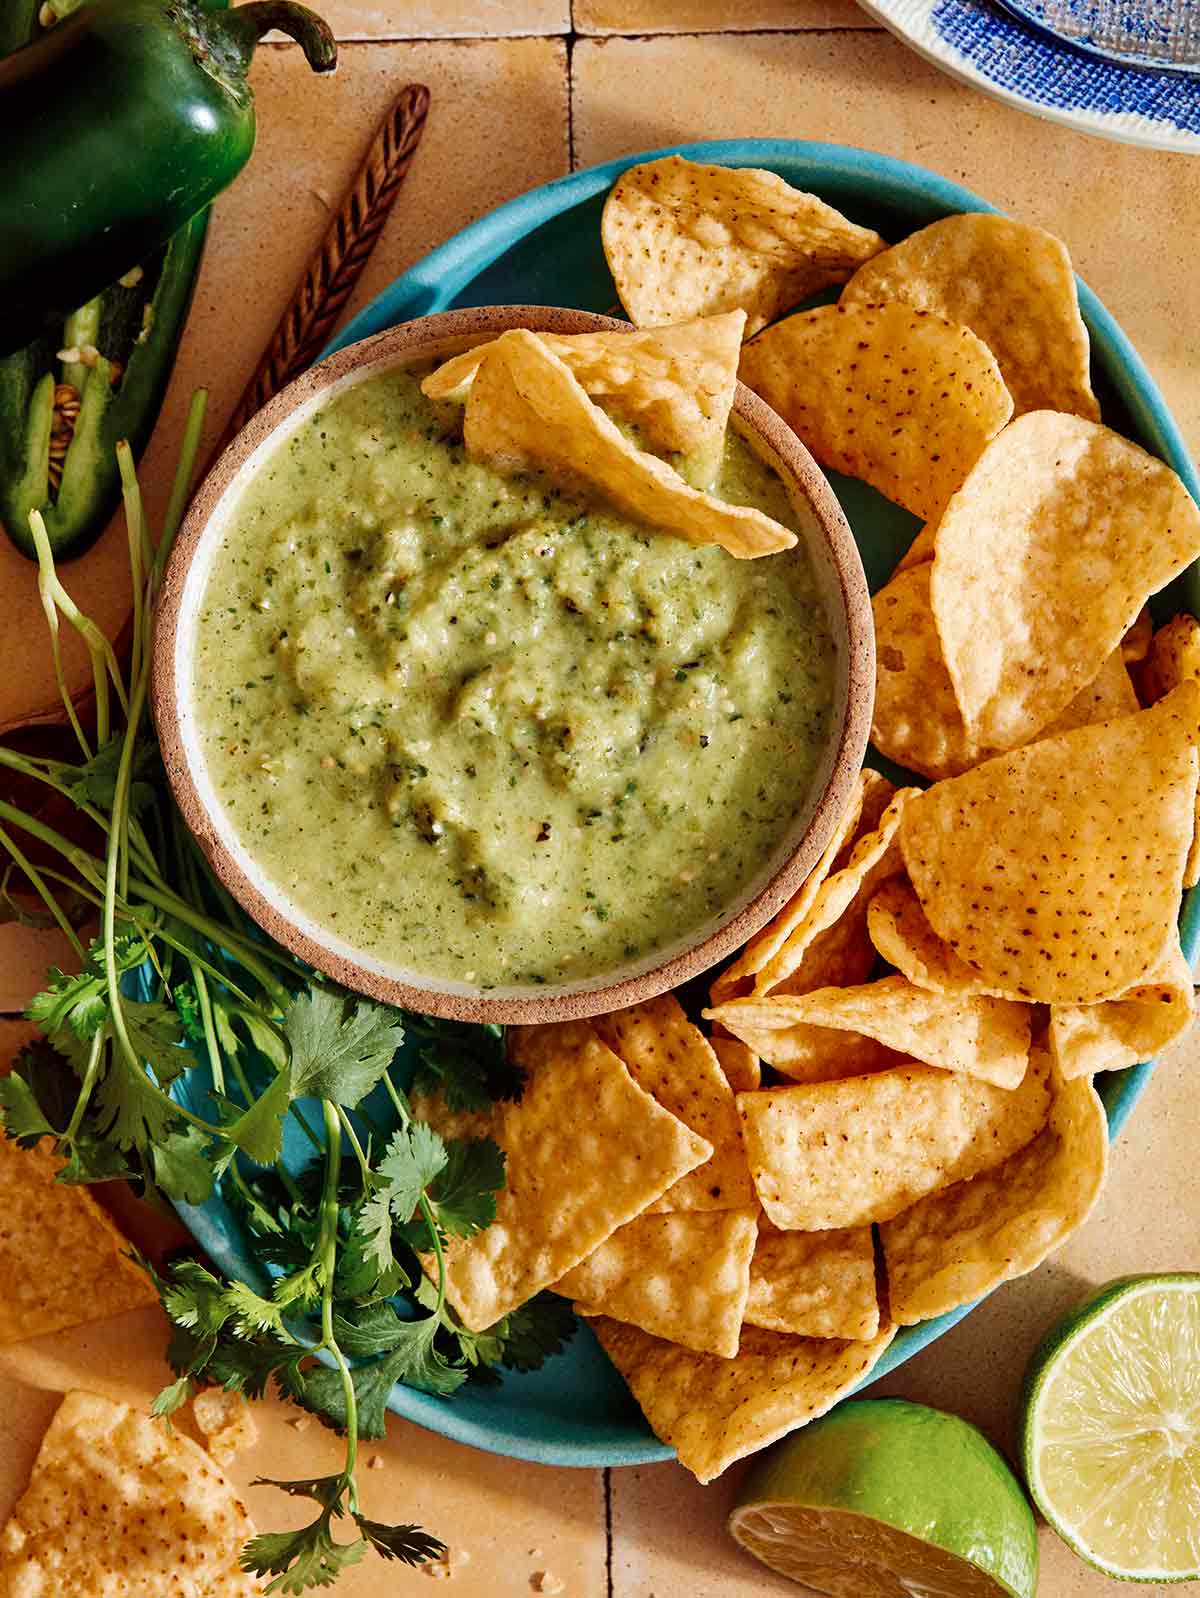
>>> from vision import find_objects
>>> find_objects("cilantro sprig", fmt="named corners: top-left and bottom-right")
top-left (0, 401), bottom-right (574, 1593)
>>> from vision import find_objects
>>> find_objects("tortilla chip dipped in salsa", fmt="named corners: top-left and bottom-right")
top-left (601, 154), bottom-right (885, 337)
top-left (464, 329), bottom-right (795, 559)
top-left (422, 311), bottom-right (745, 487)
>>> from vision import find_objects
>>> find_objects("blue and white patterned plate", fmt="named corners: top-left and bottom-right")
top-left (857, 0), bottom-right (1200, 153)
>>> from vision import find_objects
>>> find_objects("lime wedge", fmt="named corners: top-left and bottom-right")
top-left (729, 1398), bottom-right (1037, 1597)
top-left (1021, 1273), bottom-right (1200, 1583)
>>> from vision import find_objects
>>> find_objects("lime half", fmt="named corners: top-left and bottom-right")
top-left (729, 1398), bottom-right (1037, 1597)
top-left (1021, 1273), bottom-right (1200, 1583)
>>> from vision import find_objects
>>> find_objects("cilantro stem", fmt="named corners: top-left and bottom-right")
top-left (155, 391), bottom-right (207, 580)
top-left (335, 1108), bottom-right (371, 1184)
top-left (318, 1101), bottom-right (360, 1506)
top-left (191, 965), bottom-right (225, 1097)
top-left (63, 1029), bottom-right (105, 1144)
top-left (0, 820), bottom-right (86, 959)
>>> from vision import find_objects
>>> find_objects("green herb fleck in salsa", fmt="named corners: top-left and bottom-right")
top-left (193, 359), bottom-right (835, 987)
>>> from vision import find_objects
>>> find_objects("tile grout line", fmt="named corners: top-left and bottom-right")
top-left (603, 1467), bottom-right (614, 1598)
top-left (566, 30), bottom-right (579, 171)
top-left (261, 24), bottom-right (886, 48)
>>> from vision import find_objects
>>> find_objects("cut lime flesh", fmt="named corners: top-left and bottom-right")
top-left (730, 1504), bottom-right (1017, 1597)
top-left (1022, 1273), bottom-right (1200, 1582)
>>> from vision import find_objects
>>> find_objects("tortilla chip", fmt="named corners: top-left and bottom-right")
top-left (590, 1315), bottom-right (896, 1483)
top-left (737, 1051), bottom-right (1052, 1230)
top-left (710, 769), bottom-right (889, 1004)
top-left (1137, 613), bottom-right (1200, 884)
top-left (1137, 614), bottom-right (1200, 884)
top-left (1123, 605), bottom-right (1154, 667)
top-left (894, 521), bottom-right (936, 573)
top-left (594, 995), bottom-right (754, 1212)
top-left (705, 997), bottom-right (904, 1085)
top-left (1041, 647), bottom-right (1140, 735)
top-left (710, 1035), bottom-right (762, 1093)
top-left (713, 976), bottom-right (1031, 1090)
top-left (868, 876), bottom-right (1005, 997)
top-left (422, 312), bottom-right (745, 487)
top-left (900, 685), bottom-right (1200, 1004)
top-left (872, 564), bottom-right (977, 781)
top-left (463, 330), bottom-right (794, 560)
top-left (873, 565), bottom-right (1138, 780)
top-left (840, 213), bottom-right (1099, 419)
top-left (416, 1021), bottom-right (711, 1330)
top-left (932, 413), bottom-right (1200, 749)
top-left (1049, 935), bottom-right (1194, 1079)
top-left (563, 1207), bottom-right (758, 1357)
top-left (601, 155), bottom-right (885, 338)
top-left (739, 304), bottom-right (1012, 523)
top-left (755, 786), bottom-right (917, 997)
top-left (0, 1390), bottom-right (263, 1596)
top-left (745, 1221), bottom-right (880, 1340)
top-left (880, 1054), bottom-right (1107, 1324)
top-left (0, 1133), bottom-right (155, 1345)
top-left (192, 1388), bottom-right (258, 1467)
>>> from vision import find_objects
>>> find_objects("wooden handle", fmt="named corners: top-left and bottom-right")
top-left (216, 81), bottom-right (431, 453)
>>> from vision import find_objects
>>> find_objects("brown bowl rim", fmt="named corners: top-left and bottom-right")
top-left (152, 305), bottom-right (874, 1024)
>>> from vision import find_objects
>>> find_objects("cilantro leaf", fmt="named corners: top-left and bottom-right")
top-left (427, 1136), bottom-right (505, 1239)
top-left (331, 1302), bottom-right (420, 1360)
top-left (92, 1049), bottom-right (181, 1151)
top-left (301, 1316), bottom-right (465, 1440)
top-left (150, 1126), bottom-right (217, 1204)
top-left (124, 1000), bottom-right (189, 1084)
top-left (284, 988), bottom-right (405, 1106)
top-left (241, 1515), bottom-right (365, 1594)
top-left (151, 1374), bottom-right (195, 1419)
top-left (491, 1292), bottom-right (578, 1373)
top-left (406, 1015), bottom-right (522, 1111)
top-left (0, 1071), bottom-right (56, 1145)
top-left (352, 1518), bottom-right (445, 1566)
top-left (65, 734), bottom-right (160, 816)
top-left (224, 1070), bottom-right (293, 1165)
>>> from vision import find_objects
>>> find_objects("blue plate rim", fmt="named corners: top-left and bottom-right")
top-left (184, 139), bottom-right (1197, 1471)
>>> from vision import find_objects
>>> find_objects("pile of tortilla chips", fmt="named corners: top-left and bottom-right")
top-left (464, 155), bottom-right (1196, 1480)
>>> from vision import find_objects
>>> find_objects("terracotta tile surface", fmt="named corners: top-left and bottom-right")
top-left (572, 30), bottom-right (1200, 457)
top-left (573, 0), bottom-right (868, 32)
top-left (0, 925), bottom-right (77, 1015)
top-left (318, 0), bottom-right (568, 39)
top-left (0, 1309), bottom-right (607, 1598)
top-left (3, 35), bottom-right (568, 731)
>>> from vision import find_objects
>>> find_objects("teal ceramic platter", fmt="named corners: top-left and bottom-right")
top-left (176, 139), bottom-right (1200, 1470)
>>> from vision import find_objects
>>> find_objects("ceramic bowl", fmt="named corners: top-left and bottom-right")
top-left (153, 305), bottom-right (873, 1025)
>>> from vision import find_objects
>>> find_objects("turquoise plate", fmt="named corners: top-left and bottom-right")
top-left (179, 140), bottom-right (1200, 1469)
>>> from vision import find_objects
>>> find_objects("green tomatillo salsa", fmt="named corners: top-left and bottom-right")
top-left (192, 358), bottom-right (836, 988)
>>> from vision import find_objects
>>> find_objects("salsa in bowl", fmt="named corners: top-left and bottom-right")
top-left (154, 306), bottom-right (872, 1022)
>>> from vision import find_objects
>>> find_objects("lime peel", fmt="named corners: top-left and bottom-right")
top-left (730, 1397), bottom-right (1037, 1598)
